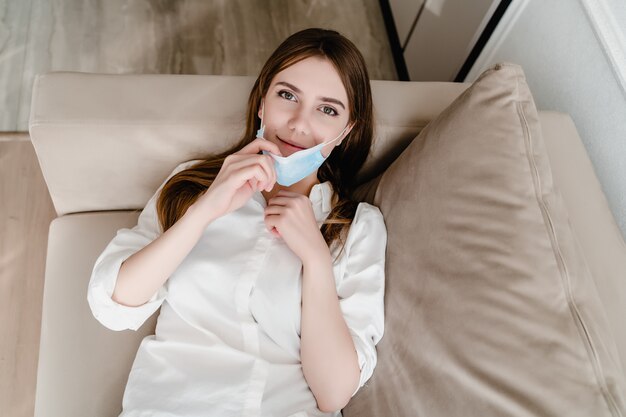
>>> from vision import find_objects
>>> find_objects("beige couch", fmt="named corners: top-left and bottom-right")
top-left (29, 70), bottom-right (626, 416)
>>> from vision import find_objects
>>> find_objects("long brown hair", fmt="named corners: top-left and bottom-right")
top-left (156, 28), bottom-right (374, 260)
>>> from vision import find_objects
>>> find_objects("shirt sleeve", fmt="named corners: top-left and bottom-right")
top-left (335, 203), bottom-right (387, 398)
top-left (87, 160), bottom-right (201, 332)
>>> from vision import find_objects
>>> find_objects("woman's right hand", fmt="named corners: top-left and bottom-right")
top-left (196, 138), bottom-right (282, 220)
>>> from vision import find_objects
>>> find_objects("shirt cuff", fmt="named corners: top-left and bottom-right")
top-left (349, 328), bottom-right (375, 398)
top-left (87, 249), bottom-right (167, 331)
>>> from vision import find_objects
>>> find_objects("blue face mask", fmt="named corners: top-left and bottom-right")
top-left (256, 106), bottom-right (348, 187)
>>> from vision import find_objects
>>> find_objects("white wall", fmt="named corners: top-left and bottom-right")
top-left (466, 0), bottom-right (626, 241)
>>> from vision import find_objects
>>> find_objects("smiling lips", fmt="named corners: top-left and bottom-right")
top-left (278, 136), bottom-right (305, 150)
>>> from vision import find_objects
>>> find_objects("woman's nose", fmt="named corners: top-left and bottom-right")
top-left (286, 107), bottom-right (310, 136)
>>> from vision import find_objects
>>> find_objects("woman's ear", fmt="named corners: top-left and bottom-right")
top-left (257, 99), bottom-right (264, 119)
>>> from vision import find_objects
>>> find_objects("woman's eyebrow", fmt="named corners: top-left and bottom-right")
top-left (275, 81), bottom-right (345, 110)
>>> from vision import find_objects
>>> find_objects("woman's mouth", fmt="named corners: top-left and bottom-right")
top-left (278, 136), bottom-right (305, 150)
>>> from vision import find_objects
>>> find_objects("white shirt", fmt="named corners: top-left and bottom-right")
top-left (87, 160), bottom-right (387, 417)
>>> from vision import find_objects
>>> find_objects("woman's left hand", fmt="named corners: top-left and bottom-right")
top-left (264, 190), bottom-right (328, 263)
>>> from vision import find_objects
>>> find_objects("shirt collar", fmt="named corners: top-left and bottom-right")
top-left (309, 181), bottom-right (334, 222)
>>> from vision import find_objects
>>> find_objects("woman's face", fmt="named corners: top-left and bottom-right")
top-left (259, 56), bottom-right (353, 157)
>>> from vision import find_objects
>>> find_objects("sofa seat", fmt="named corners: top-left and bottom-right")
top-left (36, 212), bottom-right (154, 416)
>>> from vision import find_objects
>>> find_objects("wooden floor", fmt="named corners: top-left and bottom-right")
top-left (1, 0), bottom-right (396, 132)
top-left (0, 134), bottom-right (57, 417)
top-left (0, 1), bottom-right (396, 416)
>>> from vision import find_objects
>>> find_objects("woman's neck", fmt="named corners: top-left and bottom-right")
top-left (261, 172), bottom-right (320, 204)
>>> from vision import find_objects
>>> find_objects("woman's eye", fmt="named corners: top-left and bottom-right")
top-left (278, 90), bottom-right (296, 101)
top-left (321, 106), bottom-right (338, 116)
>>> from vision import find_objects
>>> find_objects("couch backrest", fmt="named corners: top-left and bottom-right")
top-left (28, 72), bottom-right (470, 217)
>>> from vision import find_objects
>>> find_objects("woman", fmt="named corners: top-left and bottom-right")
top-left (88, 28), bottom-right (387, 417)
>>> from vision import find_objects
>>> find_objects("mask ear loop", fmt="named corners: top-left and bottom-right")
top-left (257, 101), bottom-right (265, 138)
top-left (324, 124), bottom-right (349, 145)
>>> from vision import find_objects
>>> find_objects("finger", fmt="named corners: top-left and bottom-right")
top-left (236, 137), bottom-right (282, 157)
top-left (264, 154), bottom-right (277, 188)
top-left (273, 192), bottom-right (309, 206)
top-left (257, 155), bottom-right (276, 191)
top-left (234, 155), bottom-right (273, 191)
top-left (264, 205), bottom-right (284, 215)
top-left (226, 153), bottom-right (276, 191)
top-left (229, 158), bottom-right (271, 190)
top-left (232, 164), bottom-right (266, 190)
top-left (266, 223), bottom-right (281, 238)
top-left (264, 213), bottom-right (277, 232)
top-left (266, 196), bottom-right (291, 207)
top-left (264, 222), bottom-right (280, 238)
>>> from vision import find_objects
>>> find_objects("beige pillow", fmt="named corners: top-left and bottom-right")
top-left (345, 63), bottom-right (626, 416)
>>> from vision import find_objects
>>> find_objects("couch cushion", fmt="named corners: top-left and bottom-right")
top-left (34, 211), bottom-right (153, 417)
top-left (345, 63), bottom-right (626, 416)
